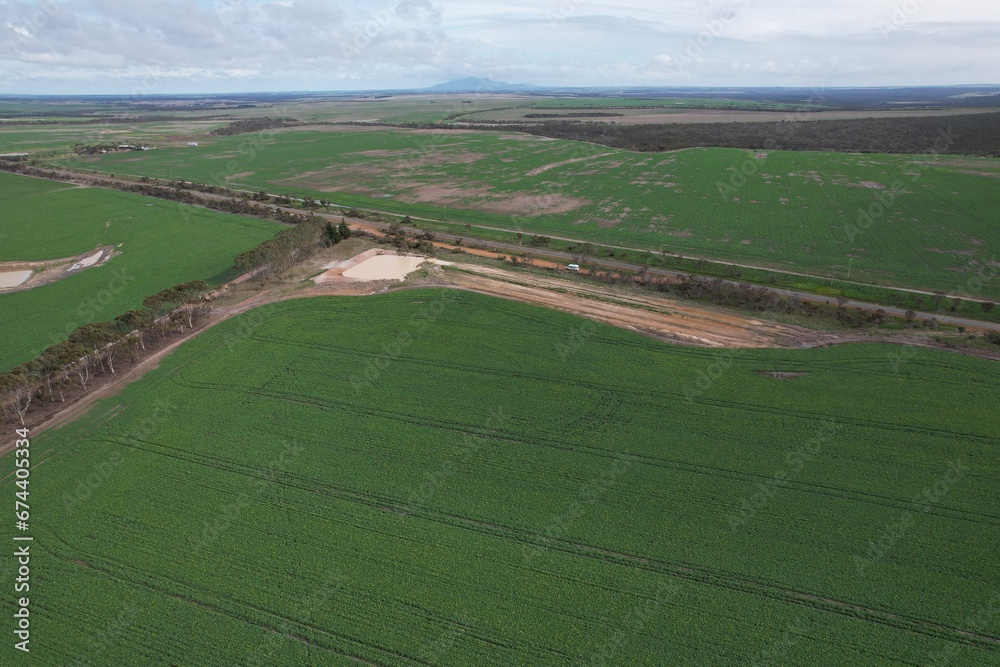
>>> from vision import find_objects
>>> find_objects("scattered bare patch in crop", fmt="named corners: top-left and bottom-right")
top-left (356, 149), bottom-right (410, 157)
top-left (483, 193), bottom-right (591, 216)
top-left (525, 152), bottom-right (614, 176)
top-left (953, 170), bottom-right (1000, 179)
top-left (756, 371), bottom-right (808, 379)
top-left (408, 183), bottom-right (494, 203)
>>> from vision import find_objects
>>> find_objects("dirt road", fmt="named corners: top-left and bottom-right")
top-left (3, 248), bottom-right (995, 454)
top-left (9, 165), bottom-right (999, 331)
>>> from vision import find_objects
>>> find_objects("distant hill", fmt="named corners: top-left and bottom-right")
top-left (427, 78), bottom-right (541, 92)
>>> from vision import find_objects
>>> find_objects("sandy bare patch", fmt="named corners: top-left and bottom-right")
top-left (69, 250), bottom-right (104, 271)
top-left (756, 371), bottom-right (808, 379)
top-left (353, 149), bottom-right (486, 168)
top-left (483, 193), bottom-right (590, 216)
top-left (442, 263), bottom-right (816, 348)
top-left (314, 249), bottom-right (428, 284)
top-left (0, 245), bottom-right (116, 292)
top-left (410, 183), bottom-right (494, 203)
top-left (0, 270), bottom-right (32, 288)
top-left (526, 152), bottom-right (614, 177)
top-left (401, 182), bottom-right (590, 217)
top-left (953, 170), bottom-right (1000, 179)
top-left (343, 255), bottom-right (427, 281)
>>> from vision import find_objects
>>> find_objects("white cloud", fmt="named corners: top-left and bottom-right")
top-left (0, 0), bottom-right (997, 92)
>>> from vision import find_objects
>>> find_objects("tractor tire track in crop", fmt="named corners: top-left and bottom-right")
top-left (96, 432), bottom-right (1000, 655)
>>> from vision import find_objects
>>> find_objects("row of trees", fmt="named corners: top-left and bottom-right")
top-left (0, 282), bottom-right (211, 427)
top-left (234, 217), bottom-right (351, 280)
top-left (503, 112), bottom-right (1000, 156)
top-left (0, 168), bottom-right (355, 426)
top-left (538, 267), bottom-right (901, 327)
top-left (523, 113), bottom-right (624, 118)
top-left (91, 177), bottom-right (320, 226)
top-left (210, 117), bottom-right (299, 136)
top-left (379, 218), bottom-right (436, 254)
top-left (0, 163), bottom-right (309, 227)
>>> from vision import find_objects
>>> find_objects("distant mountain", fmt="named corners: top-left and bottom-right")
top-left (427, 78), bottom-right (541, 92)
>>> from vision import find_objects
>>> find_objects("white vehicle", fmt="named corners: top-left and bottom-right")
top-left (566, 263), bottom-right (580, 271)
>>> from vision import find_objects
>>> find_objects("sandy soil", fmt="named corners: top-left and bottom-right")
top-left (313, 249), bottom-right (429, 284)
top-left (343, 255), bottom-right (427, 281)
top-left (0, 245), bottom-right (116, 293)
top-left (436, 263), bottom-right (809, 348)
top-left (69, 249), bottom-right (105, 271)
top-left (0, 270), bottom-right (32, 288)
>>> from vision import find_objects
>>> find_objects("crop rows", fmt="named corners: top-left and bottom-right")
top-left (4, 291), bottom-right (997, 665)
top-left (0, 171), bottom-right (280, 370)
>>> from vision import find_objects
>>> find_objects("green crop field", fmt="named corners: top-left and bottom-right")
top-left (0, 119), bottom-right (231, 153)
top-left (529, 97), bottom-right (820, 110)
top-left (0, 171), bottom-right (280, 371)
top-left (74, 126), bottom-right (1000, 300)
top-left (0, 170), bottom-right (73, 202)
top-left (7, 291), bottom-right (998, 665)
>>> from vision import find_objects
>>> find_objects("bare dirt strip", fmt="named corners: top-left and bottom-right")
top-left (440, 264), bottom-right (801, 348)
top-left (3, 250), bottom-right (993, 454)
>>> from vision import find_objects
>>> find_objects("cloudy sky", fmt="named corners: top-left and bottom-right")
top-left (1, 0), bottom-right (998, 93)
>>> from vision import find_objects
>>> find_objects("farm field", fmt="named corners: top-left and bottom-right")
top-left (524, 97), bottom-right (826, 111)
top-left (0, 171), bottom-right (280, 371)
top-left (459, 105), bottom-right (1000, 124)
top-left (76, 126), bottom-right (1000, 299)
top-left (0, 169), bottom-right (73, 202)
top-left (9, 291), bottom-right (999, 665)
top-left (0, 119), bottom-right (231, 153)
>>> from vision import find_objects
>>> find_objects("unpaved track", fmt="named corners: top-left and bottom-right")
top-left (436, 263), bottom-right (948, 350)
top-left (2, 254), bottom-right (993, 453)
top-left (12, 165), bottom-right (1000, 328)
top-left (444, 265), bottom-right (802, 348)
top-left (0, 281), bottom-right (370, 453)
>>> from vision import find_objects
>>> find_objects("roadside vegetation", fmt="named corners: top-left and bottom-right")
top-left (64, 127), bottom-right (1000, 300)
